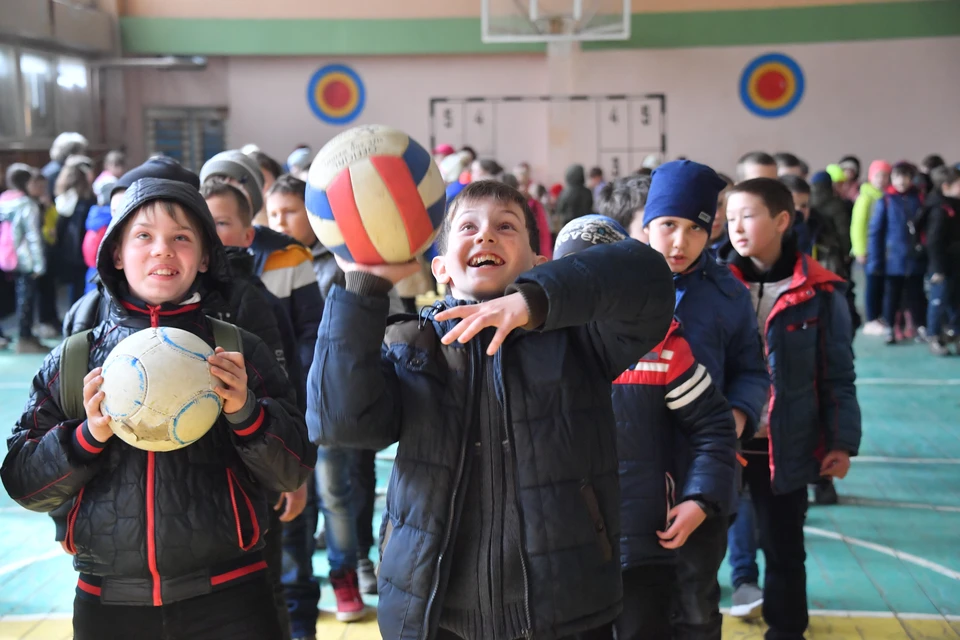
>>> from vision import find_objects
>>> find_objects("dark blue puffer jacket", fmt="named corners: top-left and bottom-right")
top-left (308, 240), bottom-right (675, 640)
top-left (867, 188), bottom-right (925, 276)
top-left (612, 321), bottom-right (736, 569)
top-left (728, 253), bottom-right (862, 494)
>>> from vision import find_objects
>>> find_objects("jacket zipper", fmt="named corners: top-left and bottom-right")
top-left (495, 348), bottom-right (533, 638)
top-left (146, 306), bottom-right (162, 605)
top-left (420, 338), bottom-right (476, 640)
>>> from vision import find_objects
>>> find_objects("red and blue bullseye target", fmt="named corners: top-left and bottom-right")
top-left (307, 64), bottom-right (365, 125)
top-left (740, 53), bottom-right (805, 118)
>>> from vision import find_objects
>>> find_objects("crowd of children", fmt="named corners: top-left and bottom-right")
top-left (0, 133), bottom-right (956, 640)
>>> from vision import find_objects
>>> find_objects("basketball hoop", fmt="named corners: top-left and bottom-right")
top-left (481, 0), bottom-right (630, 44)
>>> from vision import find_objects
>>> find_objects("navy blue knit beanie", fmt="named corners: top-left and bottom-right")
top-left (642, 160), bottom-right (726, 230)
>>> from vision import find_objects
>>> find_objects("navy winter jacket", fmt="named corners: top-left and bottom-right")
top-left (673, 253), bottom-right (769, 437)
top-left (308, 240), bottom-right (675, 640)
top-left (867, 188), bottom-right (925, 276)
top-left (728, 252), bottom-right (862, 494)
top-left (612, 321), bottom-right (736, 569)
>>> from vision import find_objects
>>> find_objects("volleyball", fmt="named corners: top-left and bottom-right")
top-left (304, 125), bottom-right (446, 265)
top-left (99, 328), bottom-right (223, 452)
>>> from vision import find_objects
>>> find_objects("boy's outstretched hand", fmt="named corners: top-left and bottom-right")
top-left (82, 367), bottom-right (113, 443)
top-left (435, 292), bottom-right (530, 356)
top-left (657, 501), bottom-right (707, 550)
top-left (208, 347), bottom-right (249, 415)
top-left (820, 450), bottom-right (851, 479)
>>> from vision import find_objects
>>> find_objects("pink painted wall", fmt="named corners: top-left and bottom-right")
top-left (122, 58), bottom-right (230, 161)
top-left (121, 37), bottom-right (960, 183)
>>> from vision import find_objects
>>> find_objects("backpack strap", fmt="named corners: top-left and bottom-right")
top-left (60, 330), bottom-right (93, 421)
top-left (208, 317), bottom-right (243, 355)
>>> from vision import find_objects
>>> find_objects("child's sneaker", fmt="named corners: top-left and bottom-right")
top-left (930, 339), bottom-right (951, 356)
top-left (862, 320), bottom-right (887, 336)
top-left (893, 325), bottom-right (905, 343)
top-left (356, 558), bottom-right (378, 595)
top-left (885, 328), bottom-right (897, 345)
top-left (730, 583), bottom-right (764, 619)
top-left (15, 337), bottom-right (50, 354)
top-left (33, 323), bottom-right (60, 340)
top-left (329, 569), bottom-right (366, 622)
top-left (915, 326), bottom-right (929, 343)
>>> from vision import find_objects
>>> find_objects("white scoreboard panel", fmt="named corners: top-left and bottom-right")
top-left (429, 94), bottom-right (666, 179)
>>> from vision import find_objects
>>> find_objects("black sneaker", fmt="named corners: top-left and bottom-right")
top-left (814, 478), bottom-right (839, 505)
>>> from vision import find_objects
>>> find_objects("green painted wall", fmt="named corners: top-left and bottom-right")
top-left (120, 1), bottom-right (960, 56)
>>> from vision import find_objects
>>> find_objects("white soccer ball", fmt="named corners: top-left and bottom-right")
top-left (99, 327), bottom-right (223, 452)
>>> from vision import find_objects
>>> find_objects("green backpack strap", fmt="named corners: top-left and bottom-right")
top-left (59, 330), bottom-right (93, 421)
top-left (208, 317), bottom-right (243, 355)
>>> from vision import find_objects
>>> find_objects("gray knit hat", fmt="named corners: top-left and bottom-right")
top-left (199, 150), bottom-right (264, 213)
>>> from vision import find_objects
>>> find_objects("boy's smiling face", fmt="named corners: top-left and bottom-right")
top-left (432, 198), bottom-right (545, 301)
top-left (113, 202), bottom-right (208, 306)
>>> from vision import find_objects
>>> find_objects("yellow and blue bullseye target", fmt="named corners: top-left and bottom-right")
top-left (740, 53), bottom-right (805, 118)
top-left (307, 64), bottom-right (365, 125)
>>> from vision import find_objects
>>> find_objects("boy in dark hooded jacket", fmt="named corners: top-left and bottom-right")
top-left (309, 179), bottom-right (675, 640)
top-left (555, 164), bottom-right (594, 227)
top-left (2, 178), bottom-right (315, 639)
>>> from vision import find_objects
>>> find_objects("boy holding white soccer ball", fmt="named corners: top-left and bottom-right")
top-left (2, 177), bottom-right (315, 640)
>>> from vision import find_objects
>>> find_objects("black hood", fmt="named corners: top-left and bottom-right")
top-left (96, 178), bottom-right (232, 304)
top-left (224, 246), bottom-right (256, 278)
top-left (717, 232), bottom-right (798, 283)
top-left (565, 164), bottom-right (586, 187)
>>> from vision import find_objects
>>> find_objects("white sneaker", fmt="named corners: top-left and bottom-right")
top-left (730, 583), bottom-right (764, 619)
top-left (862, 320), bottom-right (887, 336)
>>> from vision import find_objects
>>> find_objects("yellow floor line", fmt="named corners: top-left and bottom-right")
top-left (4, 613), bottom-right (958, 640)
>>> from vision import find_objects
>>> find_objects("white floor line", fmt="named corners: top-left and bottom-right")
top-left (857, 378), bottom-right (960, 386)
top-left (805, 526), bottom-right (960, 581)
top-left (720, 608), bottom-right (960, 621)
top-left (0, 612), bottom-right (72, 622)
top-left (854, 456), bottom-right (960, 464)
top-left (839, 497), bottom-right (960, 513)
top-left (0, 549), bottom-right (63, 578)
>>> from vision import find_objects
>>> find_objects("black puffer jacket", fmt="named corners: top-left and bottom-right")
top-left (1, 179), bottom-right (315, 606)
top-left (309, 240), bottom-right (675, 640)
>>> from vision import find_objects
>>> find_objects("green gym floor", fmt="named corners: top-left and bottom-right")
top-left (0, 334), bottom-right (958, 639)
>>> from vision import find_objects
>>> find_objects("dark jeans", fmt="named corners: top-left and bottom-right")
top-left (354, 449), bottom-right (377, 555)
top-left (73, 575), bottom-right (284, 640)
top-left (927, 278), bottom-right (959, 338)
top-left (264, 505), bottom-right (292, 640)
top-left (865, 274), bottom-right (885, 322)
top-left (15, 275), bottom-right (37, 339)
top-left (883, 275), bottom-right (926, 330)
top-left (671, 514), bottom-right (728, 640)
top-left (742, 452), bottom-right (809, 640)
top-left (614, 564), bottom-right (677, 640)
top-left (65, 266), bottom-right (87, 307)
top-left (282, 478), bottom-right (320, 639)
top-left (36, 245), bottom-right (59, 325)
top-left (728, 489), bottom-right (760, 589)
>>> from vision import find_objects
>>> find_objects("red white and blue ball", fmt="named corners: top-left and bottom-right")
top-left (305, 125), bottom-right (446, 265)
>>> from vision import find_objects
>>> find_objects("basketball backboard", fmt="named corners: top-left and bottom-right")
top-left (481, 0), bottom-right (631, 43)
